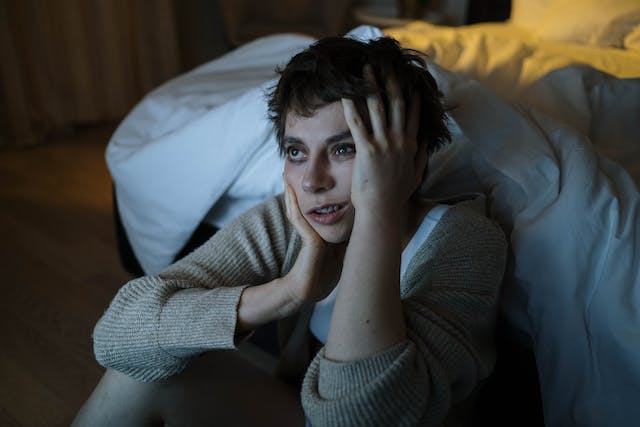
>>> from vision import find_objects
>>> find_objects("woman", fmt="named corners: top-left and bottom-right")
top-left (73, 36), bottom-right (507, 426)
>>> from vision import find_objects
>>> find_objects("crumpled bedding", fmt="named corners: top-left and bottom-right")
top-left (385, 21), bottom-right (640, 100)
top-left (106, 24), bottom-right (640, 426)
top-left (427, 62), bottom-right (640, 426)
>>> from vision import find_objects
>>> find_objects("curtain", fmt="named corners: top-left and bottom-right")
top-left (0, 0), bottom-right (181, 148)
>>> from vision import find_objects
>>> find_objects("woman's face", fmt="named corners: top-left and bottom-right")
top-left (283, 101), bottom-right (356, 244)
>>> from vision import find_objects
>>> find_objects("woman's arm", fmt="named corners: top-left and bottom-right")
top-left (302, 202), bottom-right (507, 426)
top-left (325, 66), bottom-right (425, 362)
top-left (94, 190), bottom-right (342, 382)
top-left (93, 196), bottom-right (299, 382)
top-left (301, 67), bottom-right (508, 425)
top-left (324, 206), bottom-right (406, 361)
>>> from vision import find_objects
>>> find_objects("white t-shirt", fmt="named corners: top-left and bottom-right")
top-left (309, 204), bottom-right (451, 344)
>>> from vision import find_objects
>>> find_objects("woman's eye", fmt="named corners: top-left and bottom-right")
top-left (334, 144), bottom-right (355, 157)
top-left (286, 146), bottom-right (304, 161)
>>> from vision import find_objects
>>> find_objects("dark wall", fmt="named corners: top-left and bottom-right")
top-left (467, 0), bottom-right (511, 24)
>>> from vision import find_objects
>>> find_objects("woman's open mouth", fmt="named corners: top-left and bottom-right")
top-left (307, 203), bottom-right (348, 225)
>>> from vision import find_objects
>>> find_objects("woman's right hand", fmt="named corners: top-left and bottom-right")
top-left (283, 181), bottom-right (341, 307)
top-left (237, 183), bottom-right (340, 332)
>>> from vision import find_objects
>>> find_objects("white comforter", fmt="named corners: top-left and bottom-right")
top-left (106, 25), bottom-right (640, 426)
top-left (432, 64), bottom-right (640, 426)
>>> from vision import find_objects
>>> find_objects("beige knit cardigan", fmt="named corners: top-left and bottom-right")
top-left (93, 194), bottom-right (507, 426)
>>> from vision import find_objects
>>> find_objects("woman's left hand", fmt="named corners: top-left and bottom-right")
top-left (342, 65), bottom-right (427, 216)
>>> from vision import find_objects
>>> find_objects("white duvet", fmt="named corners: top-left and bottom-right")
top-left (434, 64), bottom-right (640, 426)
top-left (106, 25), bottom-right (640, 426)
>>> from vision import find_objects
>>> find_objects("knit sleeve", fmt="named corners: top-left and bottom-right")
top-left (300, 202), bottom-right (507, 426)
top-left (93, 196), bottom-right (292, 382)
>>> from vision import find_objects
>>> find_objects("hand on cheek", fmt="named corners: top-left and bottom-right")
top-left (282, 179), bottom-right (341, 304)
top-left (283, 179), bottom-right (323, 247)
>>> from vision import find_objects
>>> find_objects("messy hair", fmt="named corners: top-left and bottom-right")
top-left (267, 36), bottom-right (451, 156)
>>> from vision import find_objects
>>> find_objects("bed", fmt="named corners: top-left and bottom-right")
top-left (106, 1), bottom-right (640, 425)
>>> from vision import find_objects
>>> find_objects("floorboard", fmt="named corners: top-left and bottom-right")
top-left (0, 125), bottom-right (133, 426)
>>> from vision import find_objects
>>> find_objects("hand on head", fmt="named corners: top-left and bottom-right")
top-left (342, 65), bottom-right (428, 215)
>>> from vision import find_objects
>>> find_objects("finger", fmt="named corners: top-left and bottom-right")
top-left (342, 98), bottom-right (371, 150)
top-left (387, 72), bottom-right (405, 142)
top-left (363, 65), bottom-right (387, 144)
top-left (407, 94), bottom-right (420, 143)
top-left (284, 181), bottom-right (320, 240)
top-left (284, 179), bottom-right (295, 222)
top-left (285, 182), bottom-right (304, 225)
top-left (414, 142), bottom-right (429, 189)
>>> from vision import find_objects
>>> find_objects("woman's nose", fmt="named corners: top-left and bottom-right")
top-left (302, 158), bottom-right (334, 193)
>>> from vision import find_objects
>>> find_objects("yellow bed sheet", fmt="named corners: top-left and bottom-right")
top-left (385, 22), bottom-right (640, 100)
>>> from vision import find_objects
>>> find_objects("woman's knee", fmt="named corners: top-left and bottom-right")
top-left (158, 351), bottom-right (305, 426)
top-left (73, 353), bottom-right (305, 426)
top-left (72, 368), bottom-right (163, 427)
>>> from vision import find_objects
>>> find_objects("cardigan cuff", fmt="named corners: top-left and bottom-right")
top-left (158, 284), bottom-right (249, 357)
top-left (317, 341), bottom-right (410, 399)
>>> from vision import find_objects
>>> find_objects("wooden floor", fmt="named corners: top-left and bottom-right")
top-left (0, 125), bottom-right (134, 426)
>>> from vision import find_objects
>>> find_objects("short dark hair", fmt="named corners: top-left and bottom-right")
top-left (267, 36), bottom-right (451, 156)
